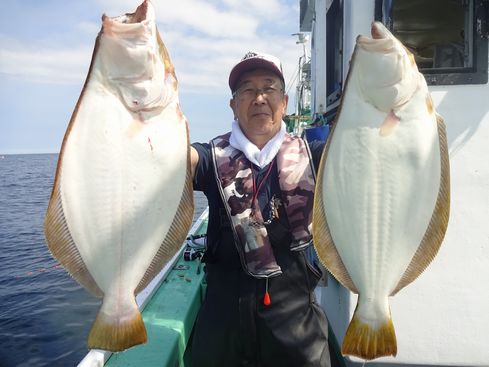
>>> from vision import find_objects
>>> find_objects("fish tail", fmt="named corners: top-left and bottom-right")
top-left (341, 307), bottom-right (397, 360)
top-left (88, 305), bottom-right (147, 352)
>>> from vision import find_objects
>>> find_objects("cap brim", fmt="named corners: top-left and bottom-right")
top-left (229, 58), bottom-right (284, 92)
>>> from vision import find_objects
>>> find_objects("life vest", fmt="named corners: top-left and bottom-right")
top-left (210, 132), bottom-right (316, 278)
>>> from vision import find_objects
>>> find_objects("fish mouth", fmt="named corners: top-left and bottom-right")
top-left (102, 0), bottom-right (154, 32)
top-left (126, 0), bottom-right (149, 24)
top-left (371, 21), bottom-right (390, 40)
top-left (356, 22), bottom-right (397, 53)
top-left (99, 0), bottom-right (156, 81)
top-left (97, 1), bottom-right (173, 112)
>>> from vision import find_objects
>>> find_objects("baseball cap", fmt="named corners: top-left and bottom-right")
top-left (228, 51), bottom-right (285, 92)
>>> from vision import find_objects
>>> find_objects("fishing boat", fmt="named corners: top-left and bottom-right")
top-left (79, 0), bottom-right (489, 365)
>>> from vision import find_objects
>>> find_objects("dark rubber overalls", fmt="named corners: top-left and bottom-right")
top-left (190, 142), bottom-right (331, 367)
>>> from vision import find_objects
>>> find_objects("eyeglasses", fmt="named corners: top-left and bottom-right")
top-left (233, 85), bottom-right (284, 100)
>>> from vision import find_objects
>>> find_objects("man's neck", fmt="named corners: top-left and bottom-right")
top-left (242, 131), bottom-right (276, 150)
top-left (249, 136), bottom-right (268, 150)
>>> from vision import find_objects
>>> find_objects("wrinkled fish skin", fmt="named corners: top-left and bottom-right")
top-left (44, 0), bottom-right (194, 352)
top-left (313, 22), bottom-right (450, 360)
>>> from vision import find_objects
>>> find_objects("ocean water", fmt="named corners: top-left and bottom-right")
top-left (0, 154), bottom-right (207, 367)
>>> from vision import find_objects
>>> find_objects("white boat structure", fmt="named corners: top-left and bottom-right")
top-left (79, 0), bottom-right (489, 366)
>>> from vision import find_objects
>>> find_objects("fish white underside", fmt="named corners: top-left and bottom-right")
top-left (322, 83), bottom-right (441, 302)
top-left (60, 80), bottom-right (187, 314)
top-left (312, 21), bottom-right (450, 360)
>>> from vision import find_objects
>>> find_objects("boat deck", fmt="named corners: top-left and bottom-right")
top-left (76, 214), bottom-right (209, 367)
top-left (105, 255), bottom-right (205, 366)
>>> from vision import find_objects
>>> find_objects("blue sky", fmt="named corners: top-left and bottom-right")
top-left (0, 0), bottom-right (307, 154)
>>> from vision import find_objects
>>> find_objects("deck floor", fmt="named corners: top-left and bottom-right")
top-left (105, 256), bottom-right (205, 367)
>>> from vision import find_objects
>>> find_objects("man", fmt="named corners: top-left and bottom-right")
top-left (190, 51), bottom-right (331, 367)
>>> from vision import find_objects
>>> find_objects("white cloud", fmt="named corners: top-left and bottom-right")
top-left (159, 1), bottom-right (259, 39)
top-left (97, 0), bottom-right (296, 38)
top-left (0, 0), bottom-right (307, 153)
top-left (221, 0), bottom-right (288, 18)
top-left (0, 37), bottom-right (91, 85)
top-left (161, 27), bottom-right (305, 97)
top-left (0, 0), bottom-right (305, 98)
top-left (97, 0), bottom-right (259, 39)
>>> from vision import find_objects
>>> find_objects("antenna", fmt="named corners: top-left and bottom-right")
top-left (292, 32), bottom-right (309, 44)
top-left (292, 32), bottom-right (310, 59)
top-left (288, 32), bottom-right (312, 135)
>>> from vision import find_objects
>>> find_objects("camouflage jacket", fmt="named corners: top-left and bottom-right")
top-left (210, 132), bottom-right (316, 278)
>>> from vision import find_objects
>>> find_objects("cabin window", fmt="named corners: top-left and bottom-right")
top-left (299, 0), bottom-right (343, 118)
top-left (326, 0), bottom-right (344, 105)
top-left (375, 0), bottom-right (488, 85)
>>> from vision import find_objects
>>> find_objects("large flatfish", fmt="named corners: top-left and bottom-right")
top-left (313, 22), bottom-right (450, 360)
top-left (44, 0), bottom-right (194, 352)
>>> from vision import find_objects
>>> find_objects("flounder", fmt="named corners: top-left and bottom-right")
top-left (44, 0), bottom-right (193, 352)
top-left (313, 22), bottom-right (450, 360)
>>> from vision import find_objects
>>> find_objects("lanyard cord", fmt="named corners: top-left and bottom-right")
top-left (250, 160), bottom-right (275, 307)
top-left (251, 159), bottom-right (275, 207)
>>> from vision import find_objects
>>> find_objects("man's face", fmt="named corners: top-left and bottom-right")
top-left (230, 69), bottom-right (288, 147)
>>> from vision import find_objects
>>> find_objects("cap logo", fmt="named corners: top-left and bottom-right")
top-left (242, 51), bottom-right (259, 61)
top-left (229, 51), bottom-right (284, 92)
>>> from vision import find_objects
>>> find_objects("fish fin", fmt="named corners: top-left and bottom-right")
top-left (156, 27), bottom-right (177, 83)
top-left (135, 117), bottom-right (194, 294)
top-left (312, 129), bottom-right (359, 294)
top-left (391, 114), bottom-right (450, 295)
top-left (341, 308), bottom-right (397, 360)
top-left (44, 183), bottom-right (104, 298)
top-left (88, 303), bottom-right (147, 352)
top-left (379, 110), bottom-right (400, 137)
top-left (44, 31), bottom-right (104, 298)
top-left (426, 95), bottom-right (434, 115)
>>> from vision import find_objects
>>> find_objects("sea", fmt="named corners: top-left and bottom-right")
top-left (0, 154), bottom-right (208, 367)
